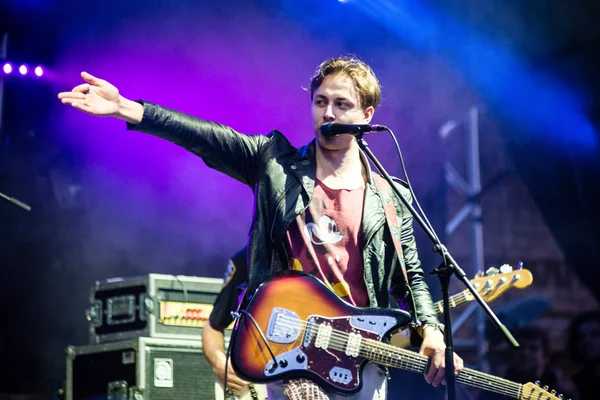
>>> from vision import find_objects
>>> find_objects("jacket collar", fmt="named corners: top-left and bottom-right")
top-left (291, 139), bottom-right (375, 187)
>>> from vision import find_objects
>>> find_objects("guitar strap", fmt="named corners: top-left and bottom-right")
top-left (373, 174), bottom-right (409, 284)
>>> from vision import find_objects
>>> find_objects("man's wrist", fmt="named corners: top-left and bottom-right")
top-left (416, 323), bottom-right (443, 337)
top-left (116, 96), bottom-right (144, 125)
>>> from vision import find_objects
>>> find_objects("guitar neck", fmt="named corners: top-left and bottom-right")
top-left (433, 290), bottom-right (471, 315)
top-left (362, 339), bottom-right (525, 399)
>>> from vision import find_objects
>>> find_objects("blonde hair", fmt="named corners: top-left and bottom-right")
top-left (309, 56), bottom-right (382, 111)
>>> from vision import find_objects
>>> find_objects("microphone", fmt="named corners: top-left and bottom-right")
top-left (320, 122), bottom-right (387, 138)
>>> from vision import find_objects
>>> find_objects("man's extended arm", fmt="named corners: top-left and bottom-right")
top-left (59, 71), bottom-right (270, 187)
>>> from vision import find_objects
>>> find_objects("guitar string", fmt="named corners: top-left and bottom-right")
top-left (434, 291), bottom-right (468, 314)
top-left (274, 314), bottom-right (522, 398)
top-left (270, 314), bottom-right (523, 398)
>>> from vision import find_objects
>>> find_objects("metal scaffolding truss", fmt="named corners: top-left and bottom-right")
top-left (439, 106), bottom-right (487, 368)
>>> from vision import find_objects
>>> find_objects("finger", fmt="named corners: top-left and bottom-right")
top-left (72, 83), bottom-right (92, 93)
top-left (81, 71), bottom-right (105, 86)
top-left (66, 100), bottom-right (95, 114)
top-left (425, 360), bottom-right (438, 384)
top-left (225, 381), bottom-right (249, 393)
top-left (58, 92), bottom-right (86, 100)
top-left (226, 375), bottom-right (248, 387)
top-left (431, 365), bottom-right (445, 387)
top-left (454, 354), bottom-right (464, 375)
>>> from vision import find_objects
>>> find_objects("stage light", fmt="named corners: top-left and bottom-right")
top-left (1, 61), bottom-right (46, 78)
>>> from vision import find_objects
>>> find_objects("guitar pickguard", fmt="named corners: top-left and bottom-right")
top-left (349, 315), bottom-right (398, 337)
top-left (263, 308), bottom-right (397, 390)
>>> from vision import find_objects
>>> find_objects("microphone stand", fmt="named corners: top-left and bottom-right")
top-left (0, 190), bottom-right (31, 211)
top-left (355, 135), bottom-right (518, 400)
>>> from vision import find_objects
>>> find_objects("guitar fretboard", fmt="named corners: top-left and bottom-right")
top-left (433, 290), bottom-right (472, 314)
top-left (325, 329), bottom-right (523, 399)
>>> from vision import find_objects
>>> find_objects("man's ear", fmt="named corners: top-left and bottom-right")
top-left (363, 106), bottom-right (375, 123)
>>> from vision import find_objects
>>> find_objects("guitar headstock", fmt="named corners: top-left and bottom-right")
top-left (469, 263), bottom-right (533, 303)
top-left (522, 381), bottom-right (570, 400)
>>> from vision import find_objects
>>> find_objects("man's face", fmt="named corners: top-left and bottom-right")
top-left (311, 74), bottom-right (374, 151)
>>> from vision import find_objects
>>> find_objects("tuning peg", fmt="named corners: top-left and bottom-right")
top-left (499, 264), bottom-right (513, 273)
top-left (534, 380), bottom-right (541, 386)
top-left (517, 261), bottom-right (523, 270)
top-left (550, 389), bottom-right (556, 395)
top-left (486, 267), bottom-right (500, 276)
top-left (543, 385), bottom-right (549, 390)
top-left (558, 395), bottom-right (563, 399)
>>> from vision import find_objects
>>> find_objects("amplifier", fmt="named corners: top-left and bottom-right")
top-left (86, 274), bottom-right (225, 344)
top-left (66, 337), bottom-right (214, 400)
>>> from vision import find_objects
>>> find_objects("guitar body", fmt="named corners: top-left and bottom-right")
top-left (230, 271), bottom-right (412, 393)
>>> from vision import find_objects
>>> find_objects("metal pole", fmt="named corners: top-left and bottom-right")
top-left (467, 106), bottom-right (487, 370)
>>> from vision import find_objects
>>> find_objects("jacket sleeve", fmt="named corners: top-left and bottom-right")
top-left (396, 185), bottom-right (441, 328)
top-left (209, 248), bottom-right (249, 331)
top-left (126, 101), bottom-right (271, 187)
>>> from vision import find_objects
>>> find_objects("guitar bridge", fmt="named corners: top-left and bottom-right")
top-left (266, 307), bottom-right (301, 344)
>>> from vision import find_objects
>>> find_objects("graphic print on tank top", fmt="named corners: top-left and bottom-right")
top-left (286, 179), bottom-right (369, 307)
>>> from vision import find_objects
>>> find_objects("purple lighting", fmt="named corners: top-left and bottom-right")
top-left (34, 66), bottom-right (44, 77)
top-left (19, 64), bottom-right (28, 75)
top-left (2, 63), bottom-right (12, 74)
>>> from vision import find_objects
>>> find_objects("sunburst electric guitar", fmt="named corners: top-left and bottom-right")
top-left (230, 271), bottom-right (564, 400)
top-left (391, 265), bottom-right (533, 348)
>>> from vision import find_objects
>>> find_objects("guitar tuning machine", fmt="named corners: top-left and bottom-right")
top-left (517, 261), bottom-right (524, 270)
top-left (484, 280), bottom-right (493, 291)
top-left (499, 264), bottom-right (513, 273)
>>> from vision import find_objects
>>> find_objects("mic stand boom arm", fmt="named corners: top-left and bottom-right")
top-left (355, 135), bottom-right (518, 400)
top-left (0, 190), bottom-right (31, 211)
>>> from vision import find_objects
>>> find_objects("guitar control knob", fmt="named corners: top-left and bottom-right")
top-left (279, 359), bottom-right (288, 368)
top-left (296, 354), bottom-right (306, 363)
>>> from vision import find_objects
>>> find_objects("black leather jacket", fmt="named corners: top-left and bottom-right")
top-left (129, 101), bottom-right (440, 328)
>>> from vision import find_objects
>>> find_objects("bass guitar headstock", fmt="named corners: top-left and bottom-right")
top-left (470, 262), bottom-right (533, 303)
